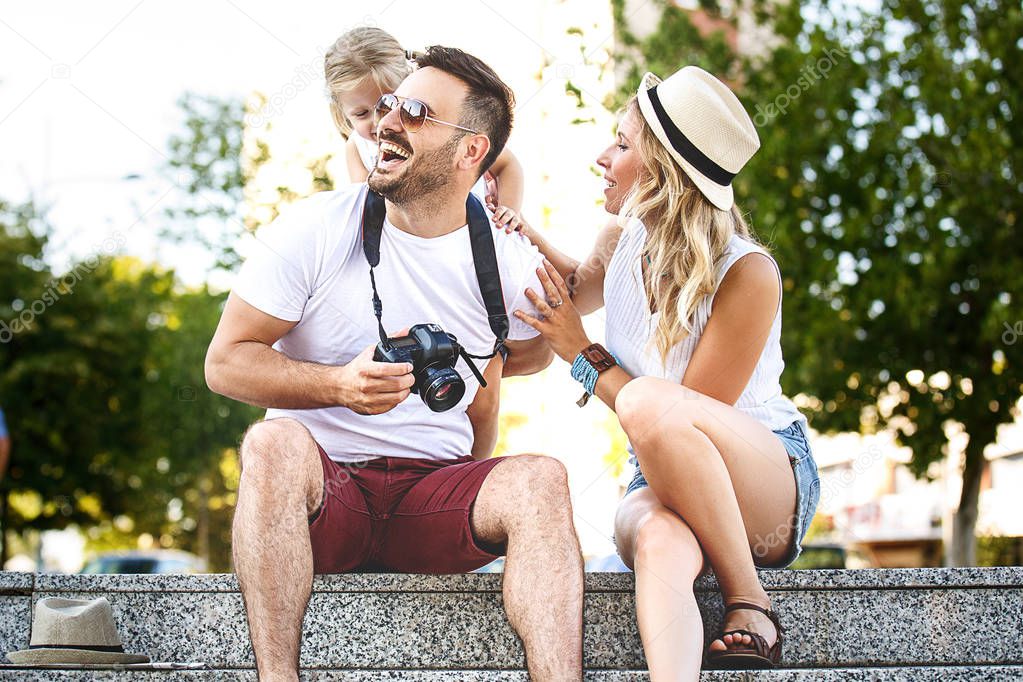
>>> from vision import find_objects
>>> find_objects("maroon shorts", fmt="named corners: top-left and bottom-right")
top-left (308, 445), bottom-right (507, 574)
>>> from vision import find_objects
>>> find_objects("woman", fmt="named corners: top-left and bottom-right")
top-left (510, 66), bottom-right (820, 677)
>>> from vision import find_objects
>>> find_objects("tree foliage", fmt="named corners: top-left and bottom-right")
top-left (162, 92), bottom-right (338, 279)
top-left (608, 0), bottom-right (1022, 564)
top-left (162, 94), bottom-right (248, 272)
top-left (0, 199), bottom-right (260, 570)
top-left (609, 0), bottom-right (1018, 564)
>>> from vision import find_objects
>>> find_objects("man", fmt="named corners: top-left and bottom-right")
top-left (205, 46), bottom-right (583, 681)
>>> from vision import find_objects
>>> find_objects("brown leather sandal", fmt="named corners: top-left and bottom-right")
top-left (704, 601), bottom-right (785, 669)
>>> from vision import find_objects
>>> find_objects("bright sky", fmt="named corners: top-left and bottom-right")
top-left (0, 1), bottom-right (616, 276)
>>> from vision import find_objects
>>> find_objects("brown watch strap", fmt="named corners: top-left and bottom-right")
top-left (581, 343), bottom-right (617, 372)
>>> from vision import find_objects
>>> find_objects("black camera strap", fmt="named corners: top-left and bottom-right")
top-left (360, 188), bottom-right (390, 349)
top-left (464, 190), bottom-right (510, 361)
top-left (360, 188), bottom-right (509, 361)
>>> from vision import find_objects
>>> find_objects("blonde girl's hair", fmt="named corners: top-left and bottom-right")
top-left (620, 97), bottom-right (767, 365)
top-left (324, 27), bottom-right (411, 138)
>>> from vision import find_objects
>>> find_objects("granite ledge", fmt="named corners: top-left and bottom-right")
top-left (29, 566), bottom-right (1023, 594)
top-left (0, 572), bottom-right (33, 594)
top-left (0, 666), bottom-right (1021, 681)
top-left (685, 566), bottom-right (1023, 593)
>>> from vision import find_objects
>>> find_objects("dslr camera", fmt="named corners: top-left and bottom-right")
top-left (374, 324), bottom-right (488, 412)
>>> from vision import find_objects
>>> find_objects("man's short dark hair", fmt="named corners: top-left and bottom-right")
top-left (414, 46), bottom-right (515, 175)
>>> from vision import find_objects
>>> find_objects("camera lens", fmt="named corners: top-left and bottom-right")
top-left (417, 366), bottom-right (465, 412)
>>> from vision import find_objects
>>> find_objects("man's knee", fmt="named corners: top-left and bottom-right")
top-left (239, 418), bottom-right (320, 495)
top-left (490, 454), bottom-right (572, 524)
top-left (242, 418), bottom-right (312, 461)
top-left (514, 454), bottom-right (570, 501)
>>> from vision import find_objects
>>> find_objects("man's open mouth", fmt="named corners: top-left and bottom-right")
top-left (377, 140), bottom-right (412, 171)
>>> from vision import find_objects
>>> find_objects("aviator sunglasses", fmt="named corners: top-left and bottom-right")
top-left (374, 94), bottom-right (479, 134)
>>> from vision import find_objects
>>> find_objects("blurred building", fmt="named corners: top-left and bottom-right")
top-left (810, 425), bottom-right (1023, 567)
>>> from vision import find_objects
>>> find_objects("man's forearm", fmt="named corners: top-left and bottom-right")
top-left (470, 414), bottom-right (498, 459)
top-left (467, 357), bottom-right (503, 458)
top-left (205, 341), bottom-right (345, 409)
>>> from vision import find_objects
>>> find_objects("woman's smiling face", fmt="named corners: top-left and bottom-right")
top-left (596, 106), bottom-right (645, 215)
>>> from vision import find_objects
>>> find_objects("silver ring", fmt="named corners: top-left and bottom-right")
top-left (549, 300), bottom-right (563, 308)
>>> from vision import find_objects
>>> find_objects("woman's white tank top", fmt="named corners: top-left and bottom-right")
top-left (604, 218), bottom-right (807, 435)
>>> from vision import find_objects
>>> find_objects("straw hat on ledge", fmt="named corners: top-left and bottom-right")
top-left (7, 597), bottom-right (150, 665)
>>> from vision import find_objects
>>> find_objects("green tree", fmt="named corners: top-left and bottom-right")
top-left (0, 204), bottom-right (176, 543)
top-left (609, 0), bottom-right (1022, 565)
top-left (139, 286), bottom-right (260, 570)
top-left (162, 94), bottom-right (248, 272)
top-left (162, 92), bottom-right (337, 280)
top-left (0, 197), bottom-right (259, 570)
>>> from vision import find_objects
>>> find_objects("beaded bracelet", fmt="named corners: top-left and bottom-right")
top-left (570, 348), bottom-right (620, 407)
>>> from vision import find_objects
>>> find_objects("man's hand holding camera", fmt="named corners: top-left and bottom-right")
top-left (338, 344), bottom-right (414, 415)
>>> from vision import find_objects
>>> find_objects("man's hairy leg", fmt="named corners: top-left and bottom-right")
top-left (233, 418), bottom-right (323, 682)
top-left (471, 454), bottom-right (584, 681)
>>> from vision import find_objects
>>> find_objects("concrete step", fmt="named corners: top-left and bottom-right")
top-left (2, 568), bottom-right (1021, 673)
top-left (1, 667), bottom-right (1023, 680)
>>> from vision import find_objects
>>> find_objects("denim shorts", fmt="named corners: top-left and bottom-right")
top-left (622, 418), bottom-right (820, 569)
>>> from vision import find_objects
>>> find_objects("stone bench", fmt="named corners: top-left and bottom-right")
top-left (1, 568), bottom-right (1021, 679)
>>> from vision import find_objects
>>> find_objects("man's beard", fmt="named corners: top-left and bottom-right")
top-left (368, 134), bottom-right (462, 205)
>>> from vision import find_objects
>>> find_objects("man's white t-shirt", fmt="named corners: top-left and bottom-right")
top-left (233, 183), bottom-right (544, 464)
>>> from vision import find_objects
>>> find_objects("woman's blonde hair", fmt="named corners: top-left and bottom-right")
top-left (324, 27), bottom-right (411, 138)
top-left (620, 97), bottom-right (766, 365)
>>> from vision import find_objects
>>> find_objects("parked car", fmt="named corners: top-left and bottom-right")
top-left (80, 550), bottom-right (206, 574)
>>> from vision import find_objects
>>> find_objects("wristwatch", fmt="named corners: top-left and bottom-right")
top-left (580, 343), bottom-right (618, 372)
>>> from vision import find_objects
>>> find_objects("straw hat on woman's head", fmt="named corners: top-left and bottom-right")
top-left (636, 66), bottom-right (760, 211)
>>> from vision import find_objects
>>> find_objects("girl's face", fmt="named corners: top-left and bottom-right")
top-left (341, 77), bottom-right (388, 141)
top-left (595, 107), bottom-right (645, 215)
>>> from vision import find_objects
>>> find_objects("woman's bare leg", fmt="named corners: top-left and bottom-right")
top-left (616, 488), bottom-right (706, 681)
top-left (615, 376), bottom-right (798, 655)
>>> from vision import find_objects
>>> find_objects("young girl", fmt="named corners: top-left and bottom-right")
top-left (509, 66), bottom-right (820, 678)
top-left (324, 27), bottom-right (524, 229)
